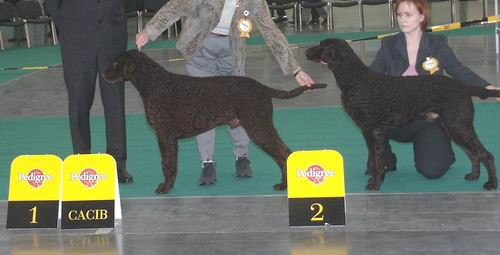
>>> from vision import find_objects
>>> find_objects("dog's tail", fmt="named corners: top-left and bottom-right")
top-left (466, 86), bottom-right (500, 99)
top-left (269, 83), bottom-right (328, 99)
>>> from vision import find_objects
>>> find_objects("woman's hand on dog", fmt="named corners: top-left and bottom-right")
top-left (486, 85), bottom-right (500, 101)
top-left (294, 70), bottom-right (315, 87)
top-left (136, 32), bottom-right (150, 50)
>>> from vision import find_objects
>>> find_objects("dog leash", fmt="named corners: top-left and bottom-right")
top-left (0, 65), bottom-right (62, 71)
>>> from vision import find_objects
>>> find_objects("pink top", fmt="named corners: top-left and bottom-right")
top-left (402, 65), bottom-right (418, 76)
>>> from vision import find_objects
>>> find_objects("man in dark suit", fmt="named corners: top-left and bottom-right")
top-left (45, 0), bottom-right (133, 183)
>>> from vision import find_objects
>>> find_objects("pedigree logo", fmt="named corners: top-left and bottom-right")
top-left (297, 164), bottom-right (334, 184)
top-left (18, 169), bottom-right (53, 188)
top-left (71, 168), bottom-right (106, 188)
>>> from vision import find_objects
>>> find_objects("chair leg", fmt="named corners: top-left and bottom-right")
top-left (450, 0), bottom-right (456, 22)
top-left (0, 30), bottom-right (4, 50)
top-left (327, 3), bottom-right (332, 31)
top-left (358, 0), bottom-right (364, 30)
top-left (138, 11), bottom-right (143, 33)
top-left (482, 0), bottom-right (487, 18)
top-left (294, 4), bottom-right (298, 31)
top-left (51, 21), bottom-right (58, 45)
top-left (24, 23), bottom-right (31, 48)
top-left (389, 0), bottom-right (395, 28)
top-left (299, 3), bottom-right (303, 32)
top-left (330, 5), bottom-right (335, 32)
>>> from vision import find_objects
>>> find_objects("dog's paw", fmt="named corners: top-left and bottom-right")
top-left (365, 178), bottom-right (381, 191)
top-left (464, 173), bottom-right (479, 181)
top-left (365, 183), bottom-right (380, 191)
top-left (483, 180), bottom-right (497, 191)
top-left (273, 182), bottom-right (287, 191)
top-left (155, 182), bottom-right (172, 194)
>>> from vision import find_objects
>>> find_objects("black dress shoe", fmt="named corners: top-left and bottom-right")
top-left (118, 168), bottom-right (134, 183)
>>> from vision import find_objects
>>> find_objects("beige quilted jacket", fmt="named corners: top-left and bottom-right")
top-left (143, 0), bottom-right (301, 75)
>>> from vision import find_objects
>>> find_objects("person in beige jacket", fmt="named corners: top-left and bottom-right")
top-left (136, 0), bottom-right (315, 186)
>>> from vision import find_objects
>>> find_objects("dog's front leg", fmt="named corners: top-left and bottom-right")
top-left (362, 130), bottom-right (376, 176)
top-left (155, 136), bottom-right (179, 194)
top-left (365, 129), bottom-right (387, 191)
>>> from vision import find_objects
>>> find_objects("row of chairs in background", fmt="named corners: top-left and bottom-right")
top-left (124, 0), bottom-right (180, 39)
top-left (0, 0), bottom-right (180, 50)
top-left (268, 0), bottom-right (393, 32)
top-left (0, 0), bottom-right (58, 50)
top-left (0, 0), bottom-right (491, 51)
top-left (123, 0), bottom-right (382, 33)
top-left (267, 0), bottom-right (489, 32)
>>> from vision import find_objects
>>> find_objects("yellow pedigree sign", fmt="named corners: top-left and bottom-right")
top-left (9, 155), bottom-right (62, 201)
top-left (287, 150), bottom-right (345, 198)
top-left (62, 154), bottom-right (116, 201)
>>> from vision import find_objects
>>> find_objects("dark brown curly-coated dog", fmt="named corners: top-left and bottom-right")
top-left (103, 49), bottom-right (326, 194)
top-left (306, 38), bottom-right (499, 191)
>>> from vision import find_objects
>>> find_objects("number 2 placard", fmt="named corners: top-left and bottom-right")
top-left (287, 150), bottom-right (346, 227)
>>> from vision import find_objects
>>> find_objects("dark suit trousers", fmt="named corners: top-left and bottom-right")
top-left (388, 119), bottom-right (455, 179)
top-left (62, 50), bottom-right (127, 169)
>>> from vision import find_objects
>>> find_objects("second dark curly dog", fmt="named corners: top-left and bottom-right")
top-left (306, 38), bottom-right (499, 191)
top-left (103, 50), bottom-right (326, 194)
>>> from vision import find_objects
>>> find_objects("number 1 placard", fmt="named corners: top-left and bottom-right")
top-left (7, 155), bottom-right (62, 228)
top-left (287, 150), bottom-right (346, 227)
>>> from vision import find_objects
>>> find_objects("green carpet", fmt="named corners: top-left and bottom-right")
top-left (1, 103), bottom-right (500, 199)
top-left (0, 25), bottom-right (496, 85)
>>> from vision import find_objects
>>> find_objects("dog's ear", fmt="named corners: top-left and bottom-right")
top-left (123, 62), bottom-right (136, 81)
top-left (103, 61), bottom-right (123, 82)
top-left (327, 44), bottom-right (349, 64)
top-left (319, 47), bottom-right (330, 63)
top-left (319, 45), bottom-right (341, 64)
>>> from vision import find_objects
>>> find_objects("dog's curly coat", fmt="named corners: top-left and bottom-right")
top-left (104, 50), bottom-right (326, 193)
top-left (306, 38), bottom-right (499, 191)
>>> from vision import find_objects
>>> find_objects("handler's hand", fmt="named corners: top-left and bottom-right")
top-left (136, 32), bottom-right (150, 50)
top-left (485, 85), bottom-right (500, 101)
top-left (295, 70), bottom-right (315, 87)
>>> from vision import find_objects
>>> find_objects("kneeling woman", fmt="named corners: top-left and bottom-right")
top-left (369, 0), bottom-right (499, 178)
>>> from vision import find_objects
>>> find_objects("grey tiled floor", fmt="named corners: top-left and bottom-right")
top-left (0, 2), bottom-right (499, 254)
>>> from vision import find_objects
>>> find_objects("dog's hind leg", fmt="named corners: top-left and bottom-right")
top-left (155, 136), bottom-right (179, 194)
top-left (454, 137), bottom-right (496, 190)
top-left (441, 114), bottom-right (497, 190)
top-left (457, 146), bottom-right (481, 180)
top-left (457, 140), bottom-right (496, 190)
top-left (240, 120), bottom-right (291, 191)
